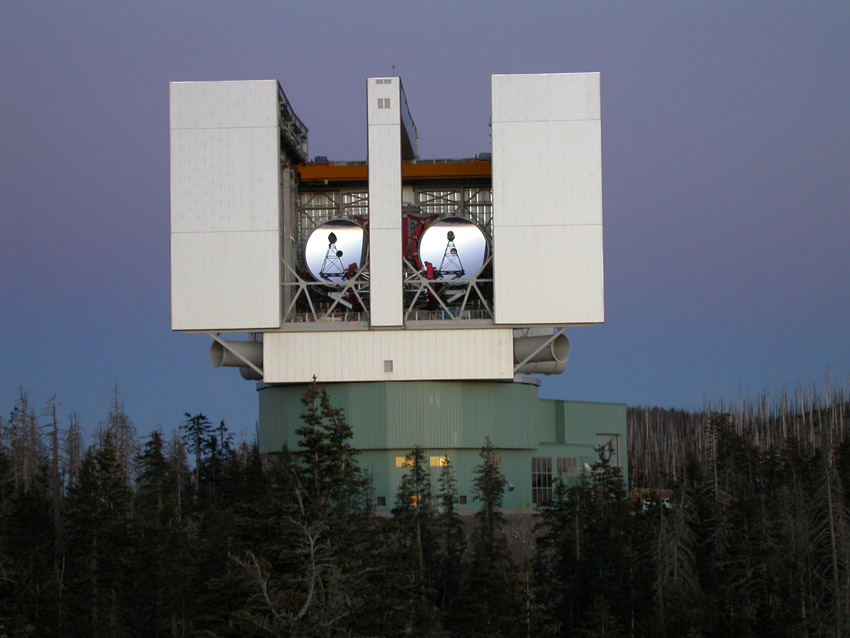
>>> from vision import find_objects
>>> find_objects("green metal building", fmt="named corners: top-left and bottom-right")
top-left (258, 377), bottom-right (626, 512)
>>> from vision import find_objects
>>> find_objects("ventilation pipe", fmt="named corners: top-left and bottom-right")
top-left (239, 366), bottom-right (263, 381)
top-left (210, 341), bottom-right (263, 369)
top-left (513, 334), bottom-right (570, 375)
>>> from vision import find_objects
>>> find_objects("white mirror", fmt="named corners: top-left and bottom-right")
top-left (418, 217), bottom-right (488, 280)
top-left (304, 220), bottom-right (367, 283)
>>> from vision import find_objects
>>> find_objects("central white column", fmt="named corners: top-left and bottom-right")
top-left (367, 77), bottom-right (404, 327)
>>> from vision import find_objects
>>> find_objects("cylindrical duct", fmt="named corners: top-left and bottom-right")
top-left (210, 341), bottom-right (263, 369)
top-left (513, 334), bottom-right (570, 364)
top-left (239, 366), bottom-right (263, 381)
top-left (515, 360), bottom-right (568, 375)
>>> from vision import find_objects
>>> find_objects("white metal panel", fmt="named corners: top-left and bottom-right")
top-left (263, 329), bottom-right (515, 383)
top-left (367, 78), bottom-right (403, 326)
top-left (369, 227), bottom-right (403, 327)
top-left (171, 231), bottom-right (280, 330)
top-left (491, 120), bottom-right (602, 227)
top-left (170, 127), bottom-right (280, 233)
top-left (494, 225), bottom-right (604, 324)
top-left (492, 73), bottom-right (604, 326)
top-left (367, 125), bottom-right (402, 230)
top-left (169, 80), bottom-right (278, 129)
top-left (170, 80), bottom-right (282, 331)
top-left (491, 73), bottom-right (600, 123)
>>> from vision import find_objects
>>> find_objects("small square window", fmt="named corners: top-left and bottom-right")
top-left (384, 360), bottom-right (393, 372)
top-left (376, 496), bottom-right (386, 507)
top-left (459, 495), bottom-right (467, 505)
top-left (430, 456), bottom-right (449, 468)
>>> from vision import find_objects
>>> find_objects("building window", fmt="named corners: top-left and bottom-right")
top-left (459, 495), bottom-right (467, 505)
top-left (557, 457), bottom-right (577, 477)
top-left (430, 456), bottom-right (449, 468)
top-left (384, 360), bottom-right (393, 372)
top-left (395, 456), bottom-right (414, 468)
top-left (378, 97), bottom-right (391, 109)
top-left (376, 496), bottom-right (386, 507)
top-left (487, 456), bottom-right (502, 468)
top-left (596, 434), bottom-right (620, 467)
top-left (532, 457), bottom-right (552, 504)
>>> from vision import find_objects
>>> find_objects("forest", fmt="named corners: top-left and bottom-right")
top-left (1, 380), bottom-right (849, 637)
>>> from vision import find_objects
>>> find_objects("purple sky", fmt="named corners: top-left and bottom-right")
top-left (2, 2), bottom-right (848, 439)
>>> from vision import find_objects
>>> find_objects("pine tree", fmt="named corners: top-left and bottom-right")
top-left (181, 412), bottom-right (214, 500)
top-left (472, 436), bottom-right (506, 553)
top-left (64, 431), bottom-right (135, 637)
top-left (435, 457), bottom-right (465, 616)
top-left (133, 430), bottom-right (196, 636)
top-left (236, 381), bottom-right (377, 636)
top-left (451, 437), bottom-right (522, 637)
top-left (390, 446), bottom-right (441, 634)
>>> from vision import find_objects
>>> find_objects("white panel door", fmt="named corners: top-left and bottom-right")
top-left (170, 80), bottom-right (282, 330)
top-left (492, 73), bottom-right (604, 326)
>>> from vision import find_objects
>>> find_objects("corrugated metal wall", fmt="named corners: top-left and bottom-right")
top-left (170, 80), bottom-right (281, 330)
top-left (258, 381), bottom-right (627, 511)
top-left (491, 73), bottom-right (604, 326)
top-left (263, 329), bottom-right (514, 384)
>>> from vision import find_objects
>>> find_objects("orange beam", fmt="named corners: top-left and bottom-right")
top-left (297, 160), bottom-right (491, 183)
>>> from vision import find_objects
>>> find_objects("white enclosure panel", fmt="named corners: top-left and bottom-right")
top-left (492, 72), bottom-right (604, 326)
top-left (492, 120), bottom-right (602, 227)
top-left (169, 80), bottom-right (278, 130)
top-left (491, 73), bottom-right (600, 123)
top-left (171, 231), bottom-right (280, 330)
top-left (367, 125), bottom-right (402, 230)
top-left (170, 127), bottom-right (280, 233)
top-left (369, 228), bottom-right (403, 327)
top-left (367, 78), bottom-right (404, 327)
top-left (264, 329), bottom-right (515, 383)
top-left (494, 225), bottom-right (604, 325)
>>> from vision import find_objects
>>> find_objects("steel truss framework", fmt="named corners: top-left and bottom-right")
top-left (284, 186), bottom-right (494, 325)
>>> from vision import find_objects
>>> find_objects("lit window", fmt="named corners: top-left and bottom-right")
top-left (557, 457), bottom-right (577, 477)
top-left (395, 457), bottom-right (414, 468)
top-left (532, 457), bottom-right (552, 504)
top-left (596, 435), bottom-right (620, 467)
top-left (430, 456), bottom-right (449, 468)
top-left (487, 456), bottom-right (502, 468)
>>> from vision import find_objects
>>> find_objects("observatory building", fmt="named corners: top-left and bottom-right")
top-left (169, 74), bottom-right (626, 510)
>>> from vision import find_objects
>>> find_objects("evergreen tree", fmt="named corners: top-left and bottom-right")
top-left (181, 412), bottom-right (214, 500)
top-left (64, 431), bottom-right (135, 637)
top-left (133, 430), bottom-right (196, 636)
top-left (390, 446), bottom-right (440, 634)
top-left (452, 437), bottom-right (522, 637)
top-left (435, 456), bottom-right (466, 617)
top-left (472, 436), bottom-right (506, 553)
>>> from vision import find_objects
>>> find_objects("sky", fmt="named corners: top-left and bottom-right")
top-left (2, 2), bottom-right (848, 440)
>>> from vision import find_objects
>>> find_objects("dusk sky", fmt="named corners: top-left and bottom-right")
top-left (2, 2), bottom-right (848, 440)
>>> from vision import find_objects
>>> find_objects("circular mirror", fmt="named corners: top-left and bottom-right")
top-left (304, 220), bottom-right (367, 283)
top-left (418, 217), bottom-right (488, 280)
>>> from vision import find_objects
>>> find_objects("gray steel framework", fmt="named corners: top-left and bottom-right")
top-left (284, 186), bottom-right (494, 325)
